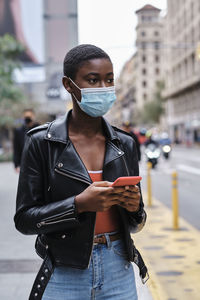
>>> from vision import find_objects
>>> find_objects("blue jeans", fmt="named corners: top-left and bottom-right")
top-left (42, 234), bottom-right (138, 300)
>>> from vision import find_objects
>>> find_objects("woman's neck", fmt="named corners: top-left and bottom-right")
top-left (68, 109), bottom-right (103, 137)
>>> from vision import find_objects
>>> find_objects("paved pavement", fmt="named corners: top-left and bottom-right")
top-left (134, 195), bottom-right (200, 300)
top-left (0, 162), bottom-right (152, 300)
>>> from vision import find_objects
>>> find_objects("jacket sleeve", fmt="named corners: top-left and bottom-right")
top-left (124, 138), bottom-right (147, 233)
top-left (14, 134), bottom-right (80, 235)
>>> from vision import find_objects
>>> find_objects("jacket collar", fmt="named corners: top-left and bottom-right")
top-left (46, 111), bottom-right (124, 182)
top-left (45, 110), bottom-right (120, 144)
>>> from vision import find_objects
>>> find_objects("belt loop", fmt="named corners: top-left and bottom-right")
top-left (104, 233), bottom-right (112, 249)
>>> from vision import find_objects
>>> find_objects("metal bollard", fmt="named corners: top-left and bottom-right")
top-left (172, 171), bottom-right (179, 230)
top-left (147, 162), bottom-right (152, 207)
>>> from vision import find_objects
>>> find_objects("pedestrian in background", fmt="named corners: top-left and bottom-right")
top-left (13, 108), bottom-right (39, 173)
top-left (14, 44), bottom-right (148, 300)
top-left (122, 121), bottom-right (141, 161)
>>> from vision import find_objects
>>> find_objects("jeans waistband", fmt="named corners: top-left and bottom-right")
top-left (93, 232), bottom-right (121, 247)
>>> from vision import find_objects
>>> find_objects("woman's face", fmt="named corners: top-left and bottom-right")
top-left (69, 58), bottom-right (114, 101)
top-left (74, 58), bottom-right (114, 88)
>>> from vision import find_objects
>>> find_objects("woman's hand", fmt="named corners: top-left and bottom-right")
top-left (75, 182), bottom-right (141, 213)
top-left (113, 185), bottom-right (141, 212)
top-left (75, 181), bottom-right (120, 213)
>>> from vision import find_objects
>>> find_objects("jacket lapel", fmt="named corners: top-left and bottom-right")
top-left (104, 141), bottom-right (124, 166)
top-left (55, 140), bottom-right (92, 184)
top-left (45, 110), bottom-right (126, 183)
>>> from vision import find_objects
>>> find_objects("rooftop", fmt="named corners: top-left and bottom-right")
top-left (136, 4), bottom-right (161, 14)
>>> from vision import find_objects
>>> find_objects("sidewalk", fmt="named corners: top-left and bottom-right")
top-left (0, 162), bottom-right (41, 299)
top-left (133, 195), bottom-right (200, 300)
top-left (0, 162), bottom-right (153, 299)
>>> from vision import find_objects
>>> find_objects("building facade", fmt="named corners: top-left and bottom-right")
top-left (107, 54), bottom-right (137, 126)
top-left (135, 4), bottom-right (164, 109)
top-left (43, 0), bottom-right (78, 118)
top-left (163, 0), bottom-right (200, 144)
top-left (110, 4), bottom-right (164, 126)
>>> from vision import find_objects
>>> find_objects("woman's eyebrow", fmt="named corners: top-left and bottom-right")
top-left (85, 72), bottom-right (100, 76)
top-left (85, 72), bottom-right (114, 76)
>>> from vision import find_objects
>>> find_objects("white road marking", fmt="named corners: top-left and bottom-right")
top-left (177, 164), bottom-right (200, 175)
top-left (172, 154), bottom-right (200, 163)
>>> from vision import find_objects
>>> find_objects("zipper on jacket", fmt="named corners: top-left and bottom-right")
top-left (37, 210), bottom-right (75, 228)
top-left (37, 217), bottom-right (76, 228)
top-left (116, 141), bottom-right (130, 176)
top-left (55, 168), bottom-right (91, 185)
top-left (87, 214), bottom-right (96, 268)
top-left (122, 154), bottom-right (130, 175)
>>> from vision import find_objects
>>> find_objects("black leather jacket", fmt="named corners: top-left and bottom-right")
top-left (14, 111), bottom-right (146, 269)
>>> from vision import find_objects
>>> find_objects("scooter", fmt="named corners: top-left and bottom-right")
top-left (162, 144), bottom-right (171, 159)
top-left (145, 143), bottom-right (160, 168)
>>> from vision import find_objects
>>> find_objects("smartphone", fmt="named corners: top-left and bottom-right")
top-left (111, 176), bottom-right (142, 187)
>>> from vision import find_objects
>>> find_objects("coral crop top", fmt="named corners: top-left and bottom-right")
top-left (88, 170), bottom-right (119, 235)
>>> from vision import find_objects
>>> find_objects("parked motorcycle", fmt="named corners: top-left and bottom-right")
top-left (145, 143), bottom-right (160, 168)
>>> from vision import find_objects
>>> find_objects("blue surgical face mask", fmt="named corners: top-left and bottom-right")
top-left (69, 78), bottom-right (116, 117)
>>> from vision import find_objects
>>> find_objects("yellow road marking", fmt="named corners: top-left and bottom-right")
top-left (132, 195), bottom-right (200, 300)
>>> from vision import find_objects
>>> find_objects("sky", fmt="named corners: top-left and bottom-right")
top-left (78, 0), bottom-right (167, 77)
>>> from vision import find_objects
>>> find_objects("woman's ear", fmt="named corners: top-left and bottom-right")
top-left (62, 76), bottom-right (73, 93)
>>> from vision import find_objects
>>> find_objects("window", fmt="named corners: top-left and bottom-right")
top-left (142, 55), bottom-right (146, 63)
top-left (155, 68), bottom-right (160, 75)
top-left (154, 42), bottom-right (160, 49)
top-left (143, 93), bottom-right (147, 101)
top-left (155, 55), bottom-right (159, 62)
top-left (141, 42), bottom-right (147, 49)
top-left (142, 68), bottom-right (147, 75)
top-left (184, 59), bottom-right (188, 78)
top-left (191, 53), bottom-right (195, 74)
top-left (141, 31), bottom-right (146, 36)
top-left (142, 81), bottom-right (147, 87)
top-left (154, 31), bottom-right (159, 36)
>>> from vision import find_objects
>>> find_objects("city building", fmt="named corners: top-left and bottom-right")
top-left (107, 54), bottom-right (137, 126)
top-left (43, 0), bottom-right (78, 118)
top-left (163, 0), bottom-right (200, 144)
top-left (135, 4), bottom-right (164, 109)
top-left (110, 4), bottom-right (164, 126)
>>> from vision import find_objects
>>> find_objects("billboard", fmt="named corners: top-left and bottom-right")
top-left (0, 0), bottom-right (45, 82)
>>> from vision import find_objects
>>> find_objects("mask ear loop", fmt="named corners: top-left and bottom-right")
top-left (68, 78), bottom-right (81, 91)
top-left (64, 77), bottom-right (82, 104)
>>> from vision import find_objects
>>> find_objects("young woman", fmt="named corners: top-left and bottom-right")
top-left (14, 44), bottom-right (148, 300)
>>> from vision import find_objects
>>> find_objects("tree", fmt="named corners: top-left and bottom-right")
top-left (0, 34), bottom-right (26, 127)
top-left (140, 80), bottom-right (165, 125)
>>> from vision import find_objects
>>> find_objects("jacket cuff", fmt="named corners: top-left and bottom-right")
top-left (127, 208), bottom-right (147, 233)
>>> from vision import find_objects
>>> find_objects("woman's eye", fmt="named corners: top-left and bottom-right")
top-left (88, 78), bottom-right (97, 84)
top-left (107, 78), bottom-right (114, 83)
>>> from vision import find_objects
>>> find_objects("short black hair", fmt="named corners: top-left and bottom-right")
top-left (63, 44), bottom-right (111, 80)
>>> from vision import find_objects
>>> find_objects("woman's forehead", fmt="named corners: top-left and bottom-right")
top-left (77, 58), bottom-right (113, 75)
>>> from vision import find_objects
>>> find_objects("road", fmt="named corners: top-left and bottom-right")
top-left (140, 145), bottom-right (200, 230)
